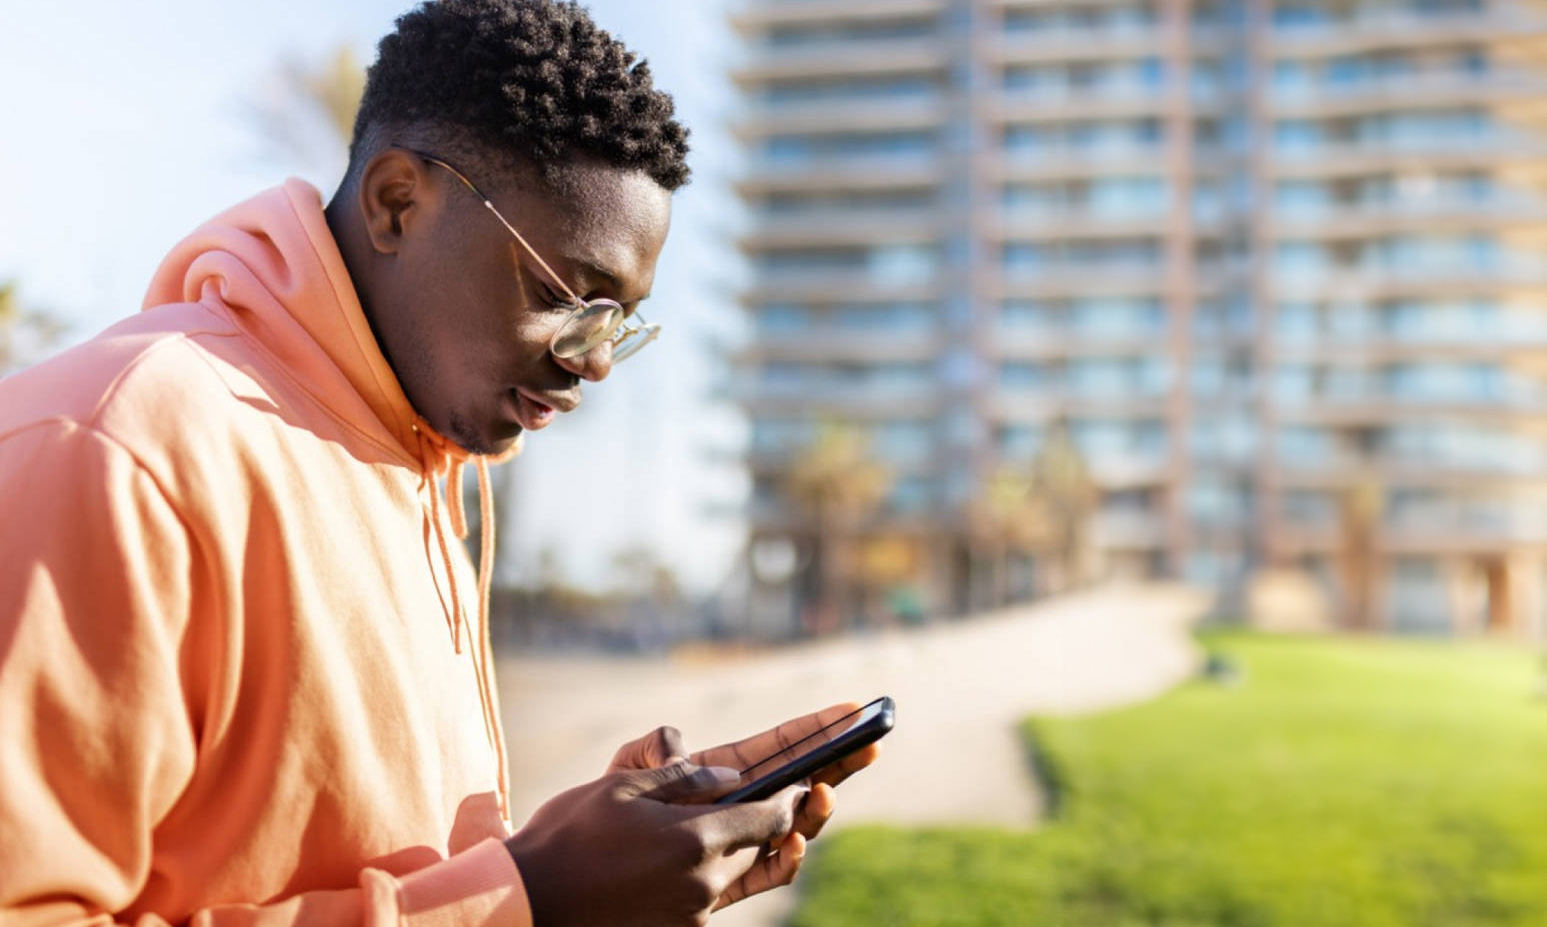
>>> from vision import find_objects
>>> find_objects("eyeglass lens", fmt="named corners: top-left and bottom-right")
top-left (611, 323), bottom-right (661, 363)
top-left (551, 301), bottom-right (626, 359)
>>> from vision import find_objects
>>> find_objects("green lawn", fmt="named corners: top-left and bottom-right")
top-left (790, 633), bottom-right (1547, 927)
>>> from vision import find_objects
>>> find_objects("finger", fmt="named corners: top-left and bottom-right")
top-left (793, 781), bottom-right (835, 841)
top-left (627, 761), bottom-right (741, 803)
top-left (607, 725), bottom-right (688, 772)
top-left (713, 830), bottom-right (807, 912)
top-left (691, 702), bottom-right (863, 776)
top-left (701, 782), bottom-right (807, 854)
top-left (810, 741), bottom-right (882, 790)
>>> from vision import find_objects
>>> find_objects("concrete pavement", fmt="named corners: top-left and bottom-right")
top-left (494, 582), bottom-right (1210, 926)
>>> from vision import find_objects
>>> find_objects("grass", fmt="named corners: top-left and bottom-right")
top-left (789, 633), bottom-right (1547, 927)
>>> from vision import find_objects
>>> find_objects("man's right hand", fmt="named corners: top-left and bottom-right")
top-left (504, 761), bottom-right (807, 927)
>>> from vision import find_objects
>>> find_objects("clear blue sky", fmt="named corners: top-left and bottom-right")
top-left (0, 0), bottom-right (751, 594)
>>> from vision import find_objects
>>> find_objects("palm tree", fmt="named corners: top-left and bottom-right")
top-left (1337, 472), bottom-right (1383, 631)
top-left (784, 424), bottom-right (892, 635)
top-left (969, 467), bottom-right (1044, 607)
top-left (1024, 419), bottom-right (1098, 595)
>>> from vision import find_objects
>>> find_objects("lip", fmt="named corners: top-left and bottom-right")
top-left (506, 387), bottom-right (577, 431)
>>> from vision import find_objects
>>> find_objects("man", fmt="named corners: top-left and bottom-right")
top-left (0, 2), bottom-right (876, 925)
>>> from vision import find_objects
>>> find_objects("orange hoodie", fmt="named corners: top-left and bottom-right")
top-left (0, 180), bottom-right (531, 927)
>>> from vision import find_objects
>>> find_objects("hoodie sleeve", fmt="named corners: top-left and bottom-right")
top-left (0, 421), bottom-right (531, 927)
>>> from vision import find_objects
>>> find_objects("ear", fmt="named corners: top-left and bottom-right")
top-left (356, 148), bottom-right (437, 256)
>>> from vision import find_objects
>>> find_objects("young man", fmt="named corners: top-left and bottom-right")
top-left (0, 2), bottom-right (876, 926)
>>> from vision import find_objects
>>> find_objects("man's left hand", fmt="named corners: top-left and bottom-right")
top-left (606, 702), bottom-right (882, 911)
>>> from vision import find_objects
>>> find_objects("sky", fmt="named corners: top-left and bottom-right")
top-left (0, 0), bottom-right (752, 594)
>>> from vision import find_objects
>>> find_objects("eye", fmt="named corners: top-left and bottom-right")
top-left (538, 284), bottom-right (581, 314)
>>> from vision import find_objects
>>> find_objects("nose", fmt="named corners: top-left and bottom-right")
top-left (552, 338), bottom-right (614, 383)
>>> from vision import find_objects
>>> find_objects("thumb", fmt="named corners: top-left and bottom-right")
top-left (608, 725), bottom-right (688, 773)
top-left (626, 761), bottom-right (742, 804)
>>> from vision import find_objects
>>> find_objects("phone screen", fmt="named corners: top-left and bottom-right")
top-left (737, 699), bottom-right (887, 782)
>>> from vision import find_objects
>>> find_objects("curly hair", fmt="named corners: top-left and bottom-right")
top-left (348, 0), bottom-right (690, 191)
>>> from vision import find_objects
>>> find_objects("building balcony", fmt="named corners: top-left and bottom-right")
top-left (733, 97), bottom-right (949, 139)
top-left (1275, 459), bottom-right (1547, 490)
top-left (995, 449), bottom-right (1170, 486)
top-left (1379, 526), bottom-right (1547, 555)
top-left (730, 0), bottom-right (947, 33)
top-left (1268, 267), bottom-right (1547, 300)
top-left (735, 157), bottom-right (946, 195)
top-left (986, 266), bottom-right (1174, 299)
top-left (1090, 456), bottom-right (1172, 489)
top-left (1271, 396), bottom-right (1547, 425)
top-left (743, 271), bottom-right (940, 303)
top-left (728, 380), bottom-right (943, 418)
top-left (1269, 139), bottom-right (1547, 178)
top-left (984, 147), bottom-right (1186, 181)
top-left (732, 329), bottom-right (943, 364)
top-left (1388, 503), bottom-right (1547, 549)
top-left (739, 208), bottom-right (944, 249)
top-left (987, 390), bottom-right (1171, 421)
top-left (1273, 332), bottom-right (1547, 362)
top-left (1271, 202), bottom-right (1547, 240)
top-left (733, 39), bottom-right (948, 84)
top-left (987, 89), bottom-right (1212, 124)
top-left (1269, 73), bottom-right (1547, 118)
top-left (984, 27), bottom-right (1226, 65)
top-left (1093, 510), bottom-right (1168, 549)
top-left (987, 212), bottom-right (1180, 242)
top-left (989, 328), bottom-right (1166, 358)
top-left (745, 445), bottom-right (940, 477)
top-left (1269, 9), bottom-right (1547, 59)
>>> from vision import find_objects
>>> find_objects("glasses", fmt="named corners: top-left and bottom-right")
top-left (402, 147), bottom-right (661, 364)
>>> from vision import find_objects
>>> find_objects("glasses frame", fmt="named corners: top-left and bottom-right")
top-left (398, 146), bottom-right (660, 363)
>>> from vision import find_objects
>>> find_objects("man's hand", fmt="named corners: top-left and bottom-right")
top-left (505, 761), bottom-right (806, 927)
top-left (606, 703), bottom-right (883, 910)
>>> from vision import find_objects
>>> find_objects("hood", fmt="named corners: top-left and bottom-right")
top-left (142, 177), bottom-right (520, 471)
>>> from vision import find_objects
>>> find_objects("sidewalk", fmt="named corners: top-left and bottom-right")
top-left (495, 582), bottom-right (1210, 926)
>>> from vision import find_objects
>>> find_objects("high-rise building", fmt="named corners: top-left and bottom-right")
top-left (728, 0), bottom-right (1547, 635)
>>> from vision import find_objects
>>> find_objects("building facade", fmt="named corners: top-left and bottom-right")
top-left (728, 0), bottom-right (1547, 635)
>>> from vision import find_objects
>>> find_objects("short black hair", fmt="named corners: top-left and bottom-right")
top-left (348, 0), bottom-right (690, 191)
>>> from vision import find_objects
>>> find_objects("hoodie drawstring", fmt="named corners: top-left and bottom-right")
top-left (413, 423), bottom-right (514, 824)
top-left (474, 458), bottom-right (511, 824)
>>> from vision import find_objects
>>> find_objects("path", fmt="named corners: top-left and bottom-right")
top-left (495, 582), bottom-right (1210, 926)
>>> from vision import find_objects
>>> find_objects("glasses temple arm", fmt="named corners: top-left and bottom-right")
top-left (405, 146), bottom-right (585, 306)
top-left (480, 205), bottom-right (585, 306)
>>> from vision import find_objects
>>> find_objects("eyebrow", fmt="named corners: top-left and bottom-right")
top-left (568, 258), bottom-right (651, 304)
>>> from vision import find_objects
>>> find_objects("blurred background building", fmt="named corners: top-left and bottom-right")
top-left (727, 0), bottom-right (1547, 636)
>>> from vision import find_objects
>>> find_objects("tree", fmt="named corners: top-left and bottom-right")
top-left (0, 281), bottom-right (69, 377)
top-left (1022, 419), bottom-right (1098, 595)
top-left (251, 46), bottom-right (366, 186)
top-left (1337, 472), bottom-right (1383, 631)
top-left (783, 424), bottom-right (892, 635)
top-left (968, 466), bottom-right (1046, 607)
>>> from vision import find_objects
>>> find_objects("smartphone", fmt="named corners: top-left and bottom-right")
top-left (714, 696), bottom-right (895, 804)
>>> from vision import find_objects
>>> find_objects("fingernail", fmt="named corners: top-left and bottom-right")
top-left (706, 766), bottom-right (741, 784)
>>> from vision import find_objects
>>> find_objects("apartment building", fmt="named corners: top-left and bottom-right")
top-left (728, 0), bottom-right (1547, 635)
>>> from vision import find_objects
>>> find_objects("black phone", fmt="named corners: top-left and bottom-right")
top-left (714, 696), bottom-right (895, 804)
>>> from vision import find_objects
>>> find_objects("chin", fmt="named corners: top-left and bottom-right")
top-left (446, 410), bottom-right (521, 457)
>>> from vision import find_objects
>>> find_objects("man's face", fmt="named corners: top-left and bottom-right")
top-left (357, 151), bottom-right (673, 455)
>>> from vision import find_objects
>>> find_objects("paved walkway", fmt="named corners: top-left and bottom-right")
top-left (495, 582), bottom-right (1210, 926)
